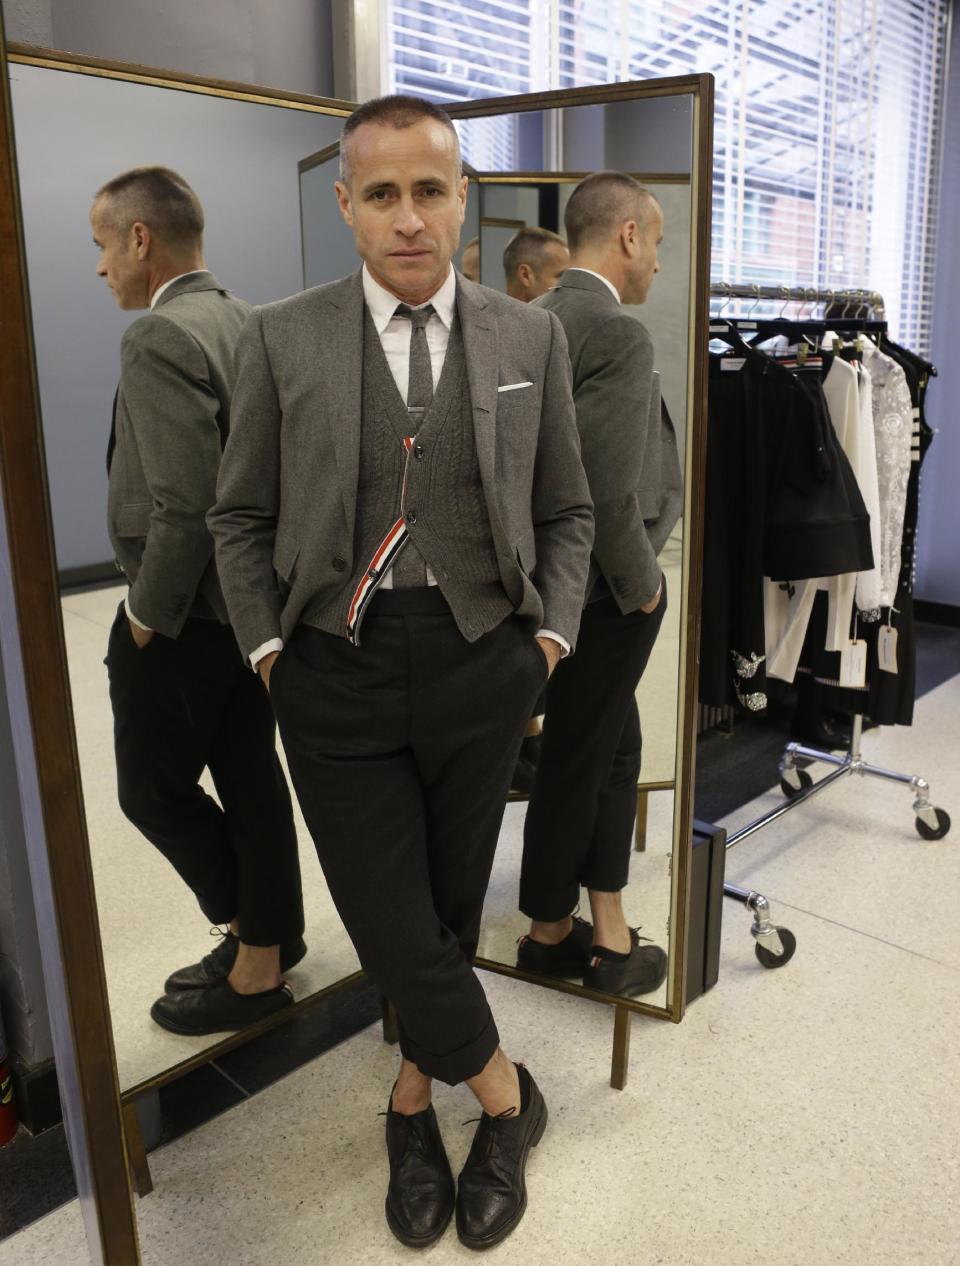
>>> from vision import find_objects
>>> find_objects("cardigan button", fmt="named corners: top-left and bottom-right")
top-left (332, 556), bottom-right (347, 572)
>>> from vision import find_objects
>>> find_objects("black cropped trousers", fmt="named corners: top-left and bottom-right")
top-left (106, 602), bottom-right (304, 947)
top-left (270, 588), bottom-right (546, 1085)
top-left (520, 583), bottom-right (667, 922)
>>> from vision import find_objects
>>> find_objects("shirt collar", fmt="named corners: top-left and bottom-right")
top-left (150, 270), bottom-right (207, 309)
top-left (362, 262), bottom-right (457, 335)
top-left (565, 267), bottom-right (622, 305)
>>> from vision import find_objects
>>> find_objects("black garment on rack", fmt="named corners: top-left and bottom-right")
top-left (699, 347), bottom-right (872, 710)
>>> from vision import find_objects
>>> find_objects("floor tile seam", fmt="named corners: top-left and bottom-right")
top-left (59, 606), bottom-right (114, 632)
top-left (741, 895), bottom-right (960, 972)
top-left (209, 1060), bottom-right (252, 1099)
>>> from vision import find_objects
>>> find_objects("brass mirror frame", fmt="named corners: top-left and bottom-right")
top-left (445, 76), bottom-right (714, 1027)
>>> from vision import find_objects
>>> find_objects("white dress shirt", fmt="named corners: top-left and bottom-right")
top-left (250, 264), bottom-right (567, 667)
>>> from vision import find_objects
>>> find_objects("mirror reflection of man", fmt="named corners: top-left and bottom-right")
top-left (209, 97), bottom-right (593, 1251)
top-left (501, 226), bottom-right (572, 793)
top-left (92, 167), bottom-right (305, 1035)
top-left (503, 227), bottom-right (570, 303)
top-left (460, 234), bottom-right (480, 282)
top-left (517, 171), bottom-right (683, 998)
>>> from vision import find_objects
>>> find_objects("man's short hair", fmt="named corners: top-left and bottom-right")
top-left (339, 94), bottom-right (462, 183)
top-left (502, 226), bottom-right (567, 280)
top-left (564, 171), bottom-right (657, 252)
top-left (94, 166), bottom-right (204, 250)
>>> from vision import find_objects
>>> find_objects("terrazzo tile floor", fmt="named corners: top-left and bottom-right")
top-left (3, 675), bottom-right (958, 1265)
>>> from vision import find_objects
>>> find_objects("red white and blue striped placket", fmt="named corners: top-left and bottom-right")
top-left (345, 434), bottom-right (416, 646)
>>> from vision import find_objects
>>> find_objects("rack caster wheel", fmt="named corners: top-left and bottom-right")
top-left (915, 808), bottom-right (951, 841)
top-left (780, 770), bottom-right (812, 799)
top-left (755, 927), bottom-right (796, 969)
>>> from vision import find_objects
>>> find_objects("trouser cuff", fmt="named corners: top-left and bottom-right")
top-left (398, 1012), bottom-right (500, 1086)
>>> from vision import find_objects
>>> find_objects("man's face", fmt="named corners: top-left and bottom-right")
top-left (623, 201), bottom-right (663, 306)
top-left (335, 118), bottom-right (467, 304)
top-left (529, 240), bottom-right (570, 299)
top-left (91, 202), bottom-right (149, 310)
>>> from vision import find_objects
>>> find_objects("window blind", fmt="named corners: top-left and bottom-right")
top-left (386, 0), bottom-right (950, 355)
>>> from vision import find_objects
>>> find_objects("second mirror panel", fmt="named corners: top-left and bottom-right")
top-left (459, 95), bottom-right (694, 1010)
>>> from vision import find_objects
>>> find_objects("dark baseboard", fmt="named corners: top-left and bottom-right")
top-left (914, 600), bottom-right (960, 628)
top-left (10, 1056), bottom-right (61, 1135)
top-left (58, 561), bottom-right (121, 593)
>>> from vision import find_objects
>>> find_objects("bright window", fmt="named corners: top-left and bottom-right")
top-left (386, 0), bottom-right (951, 354)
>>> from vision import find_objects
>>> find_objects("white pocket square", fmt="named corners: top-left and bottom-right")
top-left (498, 381), bottom-right (534, 393)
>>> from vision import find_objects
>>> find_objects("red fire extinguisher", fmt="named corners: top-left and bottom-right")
top-left (0, 1020), bottom-right (18, 1146)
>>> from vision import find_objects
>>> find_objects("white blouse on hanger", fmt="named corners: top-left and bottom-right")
top-left (860, 340), bottom-right (913, 608)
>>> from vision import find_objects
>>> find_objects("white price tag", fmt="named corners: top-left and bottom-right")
top-left (839, 638), bottom-right (868, 688)
top-left (878, 624), bottom-right (899, 674)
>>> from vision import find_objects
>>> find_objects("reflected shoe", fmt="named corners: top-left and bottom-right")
top-left (164, 930), bottom-right (307, 992)
top-left (150, 979), bottom-right (294, 1035)
top-left (515, 916), bottom-right (593, 977)
top-left (791, 715), bottom-right (851, 750)
top-left (384, 1095), bottom-right (455, 1248)
top-left (582, 928), bottom-right (668, 998)
top-left (510, 735), bottom-right (544, 793)
top-left (456, 1065), bottom-right (547, 1251)
top-left (510, 755), bottom-right (537, 794)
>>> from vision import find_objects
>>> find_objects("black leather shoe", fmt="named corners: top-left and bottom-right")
top-left (456, 1066), bottom-right (547, 1251)
top-left (384, 1096), bottom-right (455, 1249)
top-left (164, 930), bottom-right (308, 992)
top-left (582, 928), bottom-right (668, 998)
top-left (150, 979), bottom-right (294, 1035)
top-left (516, 916), bottom-right (593, 977)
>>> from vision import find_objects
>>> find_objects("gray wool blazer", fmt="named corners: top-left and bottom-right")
top-left (107, 271), bottom-right (251, 637)
top-left (208, 268), bottom-right (595, 662)
top-left (535, 270), bottom-right (683, 612)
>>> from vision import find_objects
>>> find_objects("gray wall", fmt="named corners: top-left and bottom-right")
top-left (10, 62), bottom-right (342, 571)
top-left (2, 0), bottom-right (335, 97)
top-left (917, 10), bottom-right (960, 607)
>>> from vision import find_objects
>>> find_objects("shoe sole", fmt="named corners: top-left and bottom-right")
top-left (149, 995), bottom-right (293, 1036)
top-left (456, 1100), bottom-right (548, 1251)
top-left (385, 1199), bottom-right (453, 1249)
top-left (581, 969), bottom-right (667, 997)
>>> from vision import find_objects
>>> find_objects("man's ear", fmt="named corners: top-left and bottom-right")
top-left (334, 180), bottom-right (354, 228)
top-left (518, 262), bottom-right (534, 289)
top-left (457, 174), bottom-right (468, 224)
top-left (132, 221), bottom-right (151, 261)
top-left (620, 218), bottom-right (639, 258)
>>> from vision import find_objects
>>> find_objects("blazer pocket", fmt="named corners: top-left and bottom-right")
top-left (272, 537), bottom-right (301, 584)
top-left (515, 530), bottom-right (537, 574)
top-left (115, 501), bottom-right (153, 538)
top-left (497, 381), bottom-right (534, 393)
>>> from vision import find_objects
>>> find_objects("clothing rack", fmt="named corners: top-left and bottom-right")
top-left (710, 281), bottom-right (886, 315)
top-left (705, 280), bottom-right (951, 971)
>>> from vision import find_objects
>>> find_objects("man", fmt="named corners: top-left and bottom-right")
top-left (501, 227), bottom-right (571, 790)
top-left (93, 166), bottom-right (305, 1035)
top-left (503, 226), bottom-right (570, 303)
top-left (209, 97), bottom-right (593, 1250)
top-left (517, 171), bottom-right (683, 998)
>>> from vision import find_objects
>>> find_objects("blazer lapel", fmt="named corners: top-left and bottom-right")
top-left (457, 275), bottom-right (499, 491)
top-left (322, 270), bottom-right (365, 540)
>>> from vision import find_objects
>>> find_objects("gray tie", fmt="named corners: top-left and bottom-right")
top-left (393, 303), bottom-right (434, 588)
